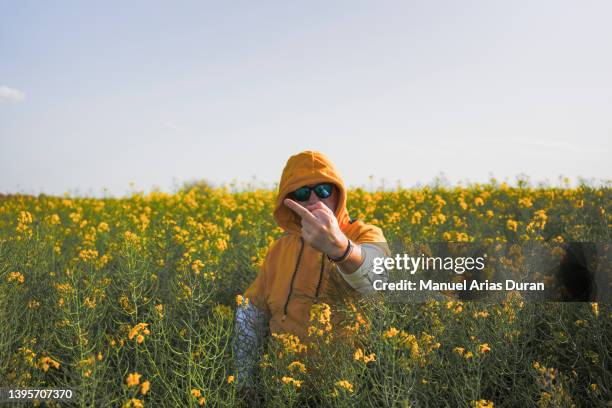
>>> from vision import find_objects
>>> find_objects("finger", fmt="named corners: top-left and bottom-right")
top-left (284, 199), bottom-right (318, 222)
top-left (309, 208), bottom-right (332, 219)
top-left (305, 202), bottom-right (332, 215)
top-left (311, 210), bottom-right (337, 228)
top-left (306, 201), bottom-right (327, 211)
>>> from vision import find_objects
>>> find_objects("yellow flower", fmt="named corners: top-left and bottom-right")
top-left (383, 327), bottom-right (399, 338)
top-left (430, 212), bottom-right (447, 225)
top-left (122, 398), bottom-right (144, 408)
top-left (518, 197), bottom-right (533, 208)
top-left (126, 372), bottom-right (142, 387)
top-left (78, 356), bottom-right (94, 367)
top-left (434, 195), bottom-right (446, 206)
top-left (197, 396), bottom-right (206, 405)
top-left (474, 197), bottom-right (484, 206)
top-left (335, 380), bottom-right (354, 393)
top-left (128, 323), bottom-right (151, 342)
top-left (78, 249), bottom-right (99, 262)
top-left (84, 296), bottom-right (97, 309)
top-left (124, 230), bottom-right (140, 245)
top-left (456, 232), bottom-right (470, 242)
top-left (353, 348), bottom-right (376, 364)
top-left (40, 356), bottom-right (60, 372)
top-left (16, 211), bottom-right (34, 237)
top-left (307, 303), bottom-right (333, 339)
top-left (216, 238), bottom-right (228, 251)
top-left (281, 376), bottom-right (303, 388)
top-left (478, 343), bottom-right (491, 354)
top-left (526, 209), bottom-right (548, 233)
top-left (235, 294), bottom-right (249, 307)
top-left (271, 333), bottom-right (307, 355)
top-left (470, 399), bottom-right (494, 408)
top-left (7, 271), bottom-right (25, 284)
top-left (506, 219), bottom-right (518, 232)
top-left (19, 210), bottom-right (33, 224)
top-left (363, 353), bottom-right (376, 363)
top-left (453, 347), bottom-right (465, 356)
top-left (227, 375), bottom-right (235, 384)
top-left (192, 259), bottom-right (205, 274)
top-left (140, 380), bottom-right (150, 395)
top-left (397, 332), bottom-right (419, 358)
top-left (191, 389), bottom-right (201, 398)
top-left (465, 351), bottom-right (474, 359)
top-left (288, 361), bottom-right (306, 373)
top-left (309, 303), bottom-right (332, 326)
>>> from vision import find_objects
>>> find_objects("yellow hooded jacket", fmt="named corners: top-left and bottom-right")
top-left (244, 151), bottom-right (388, 339)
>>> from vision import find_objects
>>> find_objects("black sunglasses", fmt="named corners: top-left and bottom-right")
top-left (290, 183), bottom-right (334, 202)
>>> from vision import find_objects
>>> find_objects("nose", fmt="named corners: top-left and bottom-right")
top-left (305, 190), bottom-right (321, 206)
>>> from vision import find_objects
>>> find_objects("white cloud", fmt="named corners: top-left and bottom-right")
top-left (0, 85), bottom-right (26, 103)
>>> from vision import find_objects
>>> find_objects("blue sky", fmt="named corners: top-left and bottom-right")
top-left (1, 0), bottom-right (610, 197)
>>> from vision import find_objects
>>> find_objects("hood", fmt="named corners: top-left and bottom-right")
top-left (274, 151), bottom-right (351, 235)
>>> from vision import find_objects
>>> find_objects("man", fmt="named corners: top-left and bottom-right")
top-left (233, 150), bottom-right (389, 392)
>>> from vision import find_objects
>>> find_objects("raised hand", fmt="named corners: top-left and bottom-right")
top-left (283, 198), bottom-right (348, 258)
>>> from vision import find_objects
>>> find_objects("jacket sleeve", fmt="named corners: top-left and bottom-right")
top-left (335, 242), bottom-right (388, 294)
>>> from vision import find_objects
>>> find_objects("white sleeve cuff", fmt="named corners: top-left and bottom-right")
top-left (335, 243), bottom-right (388, 295)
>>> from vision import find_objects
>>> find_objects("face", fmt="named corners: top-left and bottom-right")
top-left (291, 184), bottom-right (339, 213)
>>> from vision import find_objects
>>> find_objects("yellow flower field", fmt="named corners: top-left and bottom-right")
top-left (0, 181), bottom-right (609, 407)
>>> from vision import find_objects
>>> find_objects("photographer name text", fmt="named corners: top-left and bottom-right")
top-left (373, 279), bottom-right (544, 291)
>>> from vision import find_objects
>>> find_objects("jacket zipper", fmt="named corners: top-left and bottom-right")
top-left (282, 237), bottom-right (304, 321)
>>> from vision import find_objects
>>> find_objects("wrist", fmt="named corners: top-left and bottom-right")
top-left (328, 238), bottom-right (352, 262)
top-left (328, 235), bottom-right (349, 259)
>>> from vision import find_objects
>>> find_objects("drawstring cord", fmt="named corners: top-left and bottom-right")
top-left (314, 255), bottom-right (325, 303)
top-left (282, 237), bottom-right (304, 321)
